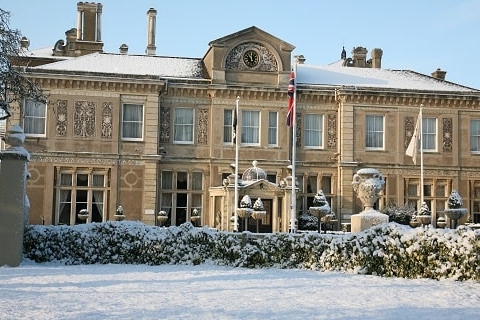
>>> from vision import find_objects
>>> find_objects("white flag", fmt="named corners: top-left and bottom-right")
top-left (406, 110), bottom-right (421, 164)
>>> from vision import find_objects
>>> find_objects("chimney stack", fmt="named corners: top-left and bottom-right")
top-left (352, 47), bottom-right (367, 68)
top-left (431, 68), bottom-right (447, 80)
top-left (146, 8), bottom-right (157, 56)
top-left (119, 44), bottom-right (129, 55)
top-left (371, 48), bottom-right (383, 69)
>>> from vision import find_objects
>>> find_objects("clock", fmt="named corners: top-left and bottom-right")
top-left (243, 50), bottom-right (259, 68)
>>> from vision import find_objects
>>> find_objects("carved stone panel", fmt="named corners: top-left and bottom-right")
top-left (225, 42), bottom-right (278, 72)
top-left (197, 108), bottom-right (208, 144)
top-left (74, 101), bottom-right (95, 138)
top-left (443, 118), bottom-right (452, 152)
top-left (160, 106), bottom-right (171, 143)
top-left (56, 100), bottom-right (68, 136)
top-left (404, 116), bottom-right (414, 150)
top-left (327, 114), bottom-right (337, 149)
top-left (101, 102), bottom-right (112, 139)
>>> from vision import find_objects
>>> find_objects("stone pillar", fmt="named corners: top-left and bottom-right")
top-left (0, 125), bottom-right (30, 267)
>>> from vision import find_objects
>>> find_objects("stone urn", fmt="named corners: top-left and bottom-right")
top-left (436, 216), bottom-right (447, 229)
top-left (444, 190), bottom-right (468, 229)
top-left (444, 208), bottom-right (467, 229)
top-left (351, 168), bottom-right (388, 232)
top-left (157, 210), bottom-right (168, 226)
top-left (237, 195), bottom-right (253, 218)
top-left (77, 209), bottom-right (89, 221)
top-left (309, 190), bottom-right (332, 233)
top-left (114, 206), bottom-right (125, 221)
top-left (416, 201), bottom-right (431, 226)
top-left (190, 208), bottom-right (201, 225)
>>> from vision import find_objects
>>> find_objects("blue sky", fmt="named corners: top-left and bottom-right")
top-left (2, 0), bottom-right (479, 89)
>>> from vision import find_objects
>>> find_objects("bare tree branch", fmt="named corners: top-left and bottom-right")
top-left (0, 7), bottom-right (46, 120)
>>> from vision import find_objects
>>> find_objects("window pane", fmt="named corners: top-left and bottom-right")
top-left (321, 176), bottom-right (332, 194)
top-left (305, 114), bottom-right (323, 147)
top-left (177, 172), bottom-right (188, 189)
top-left (77, 174), bottom-right (88, 187)
top-left (471, 120), bottom-right (480, 152)
top-left (224, 109), bottom-right (233, 143)
top-left (60, 173), bottom-right (72, 186)
top-left (174, 108), bottom-right (194, 143)
top-left (268, 111), bottom-right (277, 145)
top-left (192, 172), bottom-right (203, 190)
top-left (122, 104), bottom-right (143, 139)
top-left (366, 115), bottom-right (384, 149)
top-left (92, 174), bottom-right (104, 187)
top-left (24, 99), bottom-right (46, 135)
top-left (422, 118), bottom-right (436, 151)
top-left (241, 110), bottom-right (259, 144)
top-left (162, 171), bottom-right (172, 189)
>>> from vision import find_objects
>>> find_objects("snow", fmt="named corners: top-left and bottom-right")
top-left (296, 63), bottom-right (478, 92)
top-left (31, 52), bottom-right (206, 79)
top-left (1, 261), bottom-right (479, 320)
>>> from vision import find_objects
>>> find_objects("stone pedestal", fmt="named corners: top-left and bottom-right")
top-left (0, 125), bottom-right (30, 267)
top-left (351, 168), bottom-right (388, 232)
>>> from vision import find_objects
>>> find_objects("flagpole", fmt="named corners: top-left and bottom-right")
top-left (290, 62), bottom-right (298, 233)
top-left (419, 105), bottom-right (425, 220)
top-left (234, 96), bottom-right (240, 232)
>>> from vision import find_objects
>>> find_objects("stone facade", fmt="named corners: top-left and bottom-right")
top-left (8, 3), bottom-right (480, 231)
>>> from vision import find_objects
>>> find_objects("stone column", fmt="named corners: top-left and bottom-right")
top-left (0, 125), bottom-right (30, 267)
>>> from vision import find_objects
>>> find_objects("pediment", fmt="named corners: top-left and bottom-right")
top-left (204, 26), bottom-right (295, 84)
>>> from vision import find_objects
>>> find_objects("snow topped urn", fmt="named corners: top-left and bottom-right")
top-left (309, 190), bottom-right (333, 233)
top-left (444, 190), bottom-right (467, 229)
top-left (416, 201), bottom-right (431, 226)
top-left (351, 168), bottom-right (388, 232)
top-left (251, 198), bottom-right (266, 220)
top-left (237, 195), bottom-right (253, 218)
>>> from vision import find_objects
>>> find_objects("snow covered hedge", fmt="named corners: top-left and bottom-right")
top-left (23, 221), bottom-right (480, 281)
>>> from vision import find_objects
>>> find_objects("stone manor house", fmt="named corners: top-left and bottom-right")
top-left (8, 2), bottom-right (480, 232)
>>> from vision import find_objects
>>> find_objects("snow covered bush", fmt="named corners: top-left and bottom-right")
top-left (448, 190), bottom-right (463, 209)
top-left (381, 202), bottom-right (415, 225)
top-left (23, 221), bottom-right (480, 281)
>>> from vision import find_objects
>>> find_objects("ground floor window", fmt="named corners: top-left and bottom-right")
top-left (158, 170), bottom-right (204, 226)
top-left (469, 181), bottom-right (480, 223)
top-left (55, 167), bottom-right (110, 225)
top-left (405, 178), bottom-right (449, 214)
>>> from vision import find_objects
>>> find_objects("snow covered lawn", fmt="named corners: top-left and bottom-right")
top-left (0, 262), bottom-right (479, 319)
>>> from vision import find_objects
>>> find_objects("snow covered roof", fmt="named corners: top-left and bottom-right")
top-left (31, 52), bottom-right (206, 79)
top-left (297, 63), bottom-right (479, 92)
top-left (21, 46), bottom-right (73, 61)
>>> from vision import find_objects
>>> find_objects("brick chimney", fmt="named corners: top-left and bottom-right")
top-left (146, 8), bottom-right (157, 56)
top-left (431, 68), bottom-right (447, 80)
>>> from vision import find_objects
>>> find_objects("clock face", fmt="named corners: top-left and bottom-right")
top-left (243, 50), bottom-right (259, 68)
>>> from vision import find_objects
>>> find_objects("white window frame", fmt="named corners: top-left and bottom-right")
top-left (365, 115), bottom-right (384, 150)
top-left (268, 111), bottom-right (278, 147)
top-left (24, 99), bottom-right (47, 137)
top-left (173, 107), bottom-right (194, 144)
top-left (55, 168), bottom-right (109, 225)
top-left (304, 113), bottom-right (324, 149)
top-left (122, 103), bottom-right (144, 141)
top-left (241, 110), bottom-right (260, 146)
top-left (471, 119), bottom-right (480, 153)
top-left (422, 117), bottom-right (437, 152)
top-left (223, 109), bottom-right (234, 144)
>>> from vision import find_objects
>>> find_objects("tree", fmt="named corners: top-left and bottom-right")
top-left (0, 8), bottom-right (45, 120)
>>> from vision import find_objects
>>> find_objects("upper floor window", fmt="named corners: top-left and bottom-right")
top-left (304, 114), bottom-right (323, 148)
top-left (471, 120), bottom-right (480, 153)
top-left (422, 118), bottom-right (437, 151)
top-left (122, 103), bottom-right (144, 141)
top-left (242, 110), bottom-right (260, 145)
top-left (268, 111), bottom-right (278, 146)
top-left (24, 99), bottom-right (46, 136)
top-left (365, 115), bottom-right (384, 149)
top-left (223, 109), bottom-right (234, 144)
top-left (174, 108), bottom-right (194, 144)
